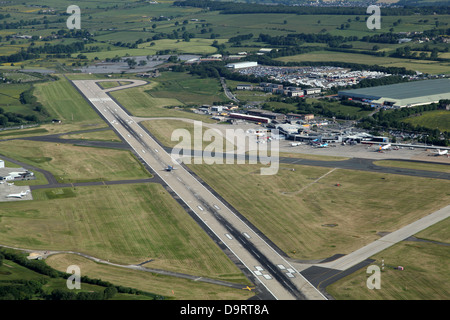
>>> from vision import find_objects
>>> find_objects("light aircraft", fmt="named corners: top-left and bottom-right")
top-left (432, 149), bottom-right (448, 156)
top-left (6, 190), bottom-right (29, 199)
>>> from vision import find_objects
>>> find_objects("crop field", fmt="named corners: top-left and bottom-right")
top-left (0, 140), bottom-right (150, 184)
top-left (187, 162), bottom-right (450, 260)
top-left (0, 183), bottom-right (250, 284)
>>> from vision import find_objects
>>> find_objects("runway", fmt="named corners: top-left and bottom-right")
top-left (71, 79), bottom-right (327, 300)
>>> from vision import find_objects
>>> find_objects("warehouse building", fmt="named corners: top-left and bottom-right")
top-left (226, 61), bottom-right (258, 69)
top-left (338, 78), bottom-right (450, 108)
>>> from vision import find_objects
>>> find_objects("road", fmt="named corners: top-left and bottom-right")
top-left (71, 79), bottom-right (326, 300)
top-left (220, 77), bottom-right (239, 103)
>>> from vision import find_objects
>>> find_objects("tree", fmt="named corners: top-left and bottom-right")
top-left (126, 58), bottom-right (137, 69)
top-left (103, 286), bottom-right (118, 300)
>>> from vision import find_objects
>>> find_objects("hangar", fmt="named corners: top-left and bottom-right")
top-left (338, 78), bottom-right (450, 108)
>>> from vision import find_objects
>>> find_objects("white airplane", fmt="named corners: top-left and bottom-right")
top-left (6, 190), bottom-right (29, 199)
top-left (433, 149), bottom-right (448, 156)
top-left (291, 142), bottom-right (301, 147)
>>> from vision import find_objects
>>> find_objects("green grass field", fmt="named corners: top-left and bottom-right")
top-left (402, 110), bottom-right (450, 132)
top-left (0, 183), bottom-right (251, 285)
top-left (188, 162), bottom-right (450, 260)
top-left (33, 75), bottom-right (105, 126)
top-left (150, 71), bottom-right (229, 106)
top-left (60, 129), bottom-right (122, 142)
top-left (141, 119), bottom-right (234, 152)
top-left (0, 254), bottom-right (155, 300)
top-left (326, 230), bottom-right (450, 300)
top-left (109, 75), bottom-right (221, 121)
top-left (0, 140), bottom-right (150, 184)
top-left (46, 253), bottom-right (254, 300)
top-left (373, 160), bottom-right (450, 173)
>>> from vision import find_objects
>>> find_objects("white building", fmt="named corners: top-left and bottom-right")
top-left (226, 61), bottom-right (258, 69)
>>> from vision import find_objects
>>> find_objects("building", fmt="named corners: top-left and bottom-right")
top-left (226, 61), bottom-right (258, 69)
top-left (211, 105), bottom-right (224, 112)
top-left (304, 88), bottom-right (321, 95)
top-left (338, 78), bottom-right (450, 108)
top-left (0, 168), bottom-right (34, 181)
top-left (247, 109), bottom-right (286, 121)
top-left (287, 113), bottom-right (314, 121)
top-left (236, 84), bottom-right (253, 90)
top-left (228, 113), bottom-right (271, 123)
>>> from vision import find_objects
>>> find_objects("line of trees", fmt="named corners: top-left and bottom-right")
top-left (0, 248), bottom-right (165, 300)
top-left (174, 0), bottom-right (450, 15)
top-left (358, 100), bottom-right (449, 146)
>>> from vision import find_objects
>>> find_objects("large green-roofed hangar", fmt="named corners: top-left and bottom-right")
top-left (338, 78), bottom-right (450, 108)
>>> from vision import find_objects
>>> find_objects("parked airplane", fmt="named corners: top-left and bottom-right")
top-left (432, 149), bottom-right (448, 156)
top-left (6, 190), bottom-right (29, 199)
top-left (291, 142), bottom-right (302, 147)
top-left (317, 143), bottom-right (328, 148)
top-left (378, 144), bottom-right (391, 151)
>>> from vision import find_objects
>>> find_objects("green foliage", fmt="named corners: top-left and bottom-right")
top-left (0, 248), bottom-right (165, 300)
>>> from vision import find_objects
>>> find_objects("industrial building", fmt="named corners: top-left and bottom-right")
top-left (0, 166), bottom-right (35, 181)
top-left (338, 78), bottom-right (450, 108)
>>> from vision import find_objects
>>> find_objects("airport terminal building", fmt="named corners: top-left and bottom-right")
top-left (338, 78), bottom-right (450, 108)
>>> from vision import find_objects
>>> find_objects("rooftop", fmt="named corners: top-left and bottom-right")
top-left (338, 78), bottom-right (450, 101)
